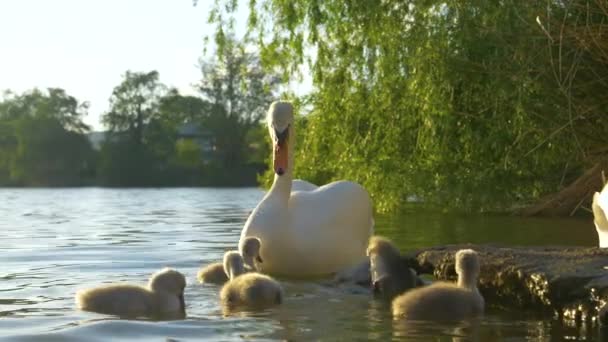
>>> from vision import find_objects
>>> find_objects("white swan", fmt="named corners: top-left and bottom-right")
top-left (592, 182), bottom-right (608, 247)
top-left (239, 101), bottom-right (374, 277)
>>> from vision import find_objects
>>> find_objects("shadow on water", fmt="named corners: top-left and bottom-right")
top-left (0, 188), bottom-right (602, 341)
top-left (376, 206), bottom-right (597, 251)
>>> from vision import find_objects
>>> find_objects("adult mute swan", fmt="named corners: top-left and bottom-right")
top-left (391, 249), bottom-right (484, 321)
top-left (592, 182), bottom-right (608, 247)
top-left (76, 268), bottom-right (186, 318)
top-left (239, 101), bottom-right (374, 277)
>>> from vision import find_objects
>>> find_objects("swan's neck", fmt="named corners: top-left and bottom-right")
top-left (268, 171), bottom-right (293, 202)
top-left (267, 132), bottom-right (295, 202)
top-left (597, 225), bottom-right (608, 248)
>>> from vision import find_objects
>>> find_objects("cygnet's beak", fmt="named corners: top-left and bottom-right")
top-left (256, 255), bottom-right (263, 263)
top-left (372, 275), bottom-right (390, 295)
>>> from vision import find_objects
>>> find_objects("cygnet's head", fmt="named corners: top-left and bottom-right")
top-left (149, 268), bottom-right (186, 294)
top-left (240, 237), bottom-right (263, 270)
top-left (367, 237), bottom-right (405, 294)
top-left (455, 249), bottom-right (480, 279)
top-left (367, 237), bottom-right (402, 266)
top-left (267, 101), bottom-right (294, 176)
top-left (223, 251), bottom-right (246, 279)
top-left (148, 268), bottom-right (187, 312)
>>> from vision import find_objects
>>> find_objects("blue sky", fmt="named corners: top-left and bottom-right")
top-left (0, 0), bottom-right (306, 131)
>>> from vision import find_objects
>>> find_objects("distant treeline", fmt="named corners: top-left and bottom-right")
top-left (0, 37), bottom-right (275, 187)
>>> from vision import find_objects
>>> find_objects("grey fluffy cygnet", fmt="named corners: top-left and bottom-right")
top-left (391, 249), bottom-right (484, 321)
top-left (197, 237), bottom-right (263, 285)
top-left (197, 262), bottom-right (229, 284)
top-left (76, 268), bottom-right (186, 318)
top-left (366, 236), bottom-right (421, 301)
top-left (220, 250), bottom-right (283, 311)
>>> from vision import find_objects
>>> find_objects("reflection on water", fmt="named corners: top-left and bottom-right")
top-left (0, 188), bottom-right (600, 341)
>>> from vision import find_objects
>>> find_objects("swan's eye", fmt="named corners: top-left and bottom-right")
top-left (274, 126), bottom-right (289, 147)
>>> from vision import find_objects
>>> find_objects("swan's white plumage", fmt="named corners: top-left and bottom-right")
top-left (291, 179), bottom-right (319, 192)
top-left (592, 183), bottom-right (608, 247)
top-left (239, 101), bottom-right (374, 277)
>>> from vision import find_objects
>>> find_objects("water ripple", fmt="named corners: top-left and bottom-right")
top-left (0, 187), bottom-right (598, 341)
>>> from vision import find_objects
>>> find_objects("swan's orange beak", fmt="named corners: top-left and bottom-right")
top-left (273, 142), bottom-right (288, 175)
top-left (273, 127), bottom-right (289, 176)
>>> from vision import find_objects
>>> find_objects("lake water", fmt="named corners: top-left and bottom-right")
top-left (0, 188), bottom-right (604, 341)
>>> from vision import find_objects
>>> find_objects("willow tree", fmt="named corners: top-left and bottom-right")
top-left (207, 0), bottom-right (608, 214)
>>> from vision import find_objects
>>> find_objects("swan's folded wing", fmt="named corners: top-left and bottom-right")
top-left (291, 179), bottom-right (318, 192)
top-left (598, 184), bottom-right (608, 211)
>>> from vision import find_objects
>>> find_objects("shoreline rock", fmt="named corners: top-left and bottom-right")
top-left (403, 244), bottom-right (608, 321)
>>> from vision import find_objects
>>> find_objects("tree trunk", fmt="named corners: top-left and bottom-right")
top-left (518, 160), bottom-right (608, 216)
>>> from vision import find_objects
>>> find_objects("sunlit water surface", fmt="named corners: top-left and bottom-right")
top-left (0, 188), bottom-right (605, 341)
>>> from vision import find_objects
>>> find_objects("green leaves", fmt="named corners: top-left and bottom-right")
top-left (103, 70), bottom-right (166, 145)
top-left (198, 35), bottom-right (279, 170)
top-left (0, 88), bottom-right (94, 186)
top-left (209, 0), bottom-right (607, 213)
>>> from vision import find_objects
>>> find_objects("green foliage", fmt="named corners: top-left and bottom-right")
top-left (97, 35), bottom-right (278, 187)
top-left (0, 88), bottom-right (93, 186)
top-left (98, 71), bottom-right (166, 186)
top-left (97, 139), bottom-right (160, 186)
top-left (0, 88), bottom-right (94, 186)
top-left (210, 0), bottom-right (608, 212)
top-left (198, 34), bottom-right (280, 169)
top-left (175, 139), bottom-right (203, 168)
top-left (13, 117), bottom-right (94, 186)
top-left (0, 120), bottom-right (18, 185)
top-left (0, 88), bottom-right (89, 132)
top-left (159, 89), bottom-right (210, 124)
top-left (103, 70), bottom-right (166, 145)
